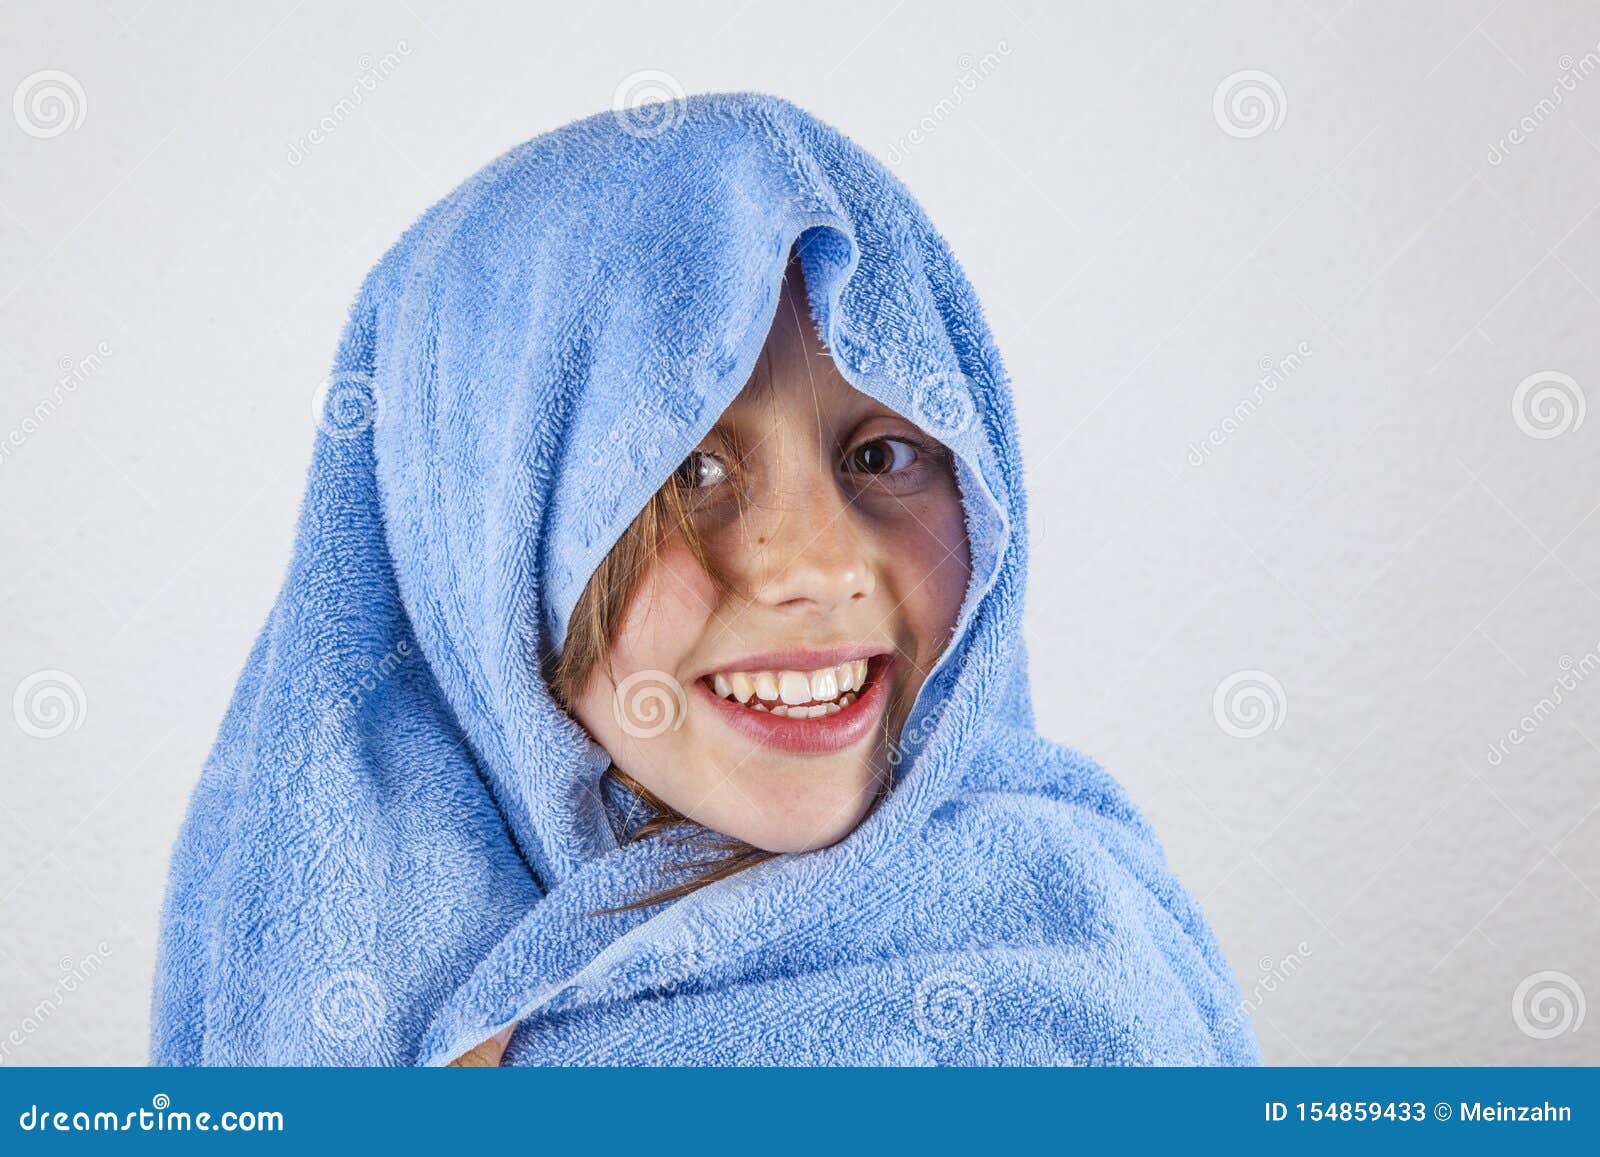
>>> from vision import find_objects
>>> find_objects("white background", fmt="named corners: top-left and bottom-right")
top-left (3, 0), bottom-right (1598, 1064)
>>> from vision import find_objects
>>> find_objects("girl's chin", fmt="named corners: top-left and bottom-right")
top-left (707, 771), bottom-right (882, 853)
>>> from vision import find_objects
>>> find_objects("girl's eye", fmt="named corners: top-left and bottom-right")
top-left (675, 450), bottom-right (730, 490)
top-left (846, 437), bottom-right (918, 476)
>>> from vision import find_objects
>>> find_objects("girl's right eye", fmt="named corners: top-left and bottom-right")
top-left (675, 450), bottom-right (730, 490)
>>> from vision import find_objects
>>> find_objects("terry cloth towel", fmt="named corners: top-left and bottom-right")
top-left (150, 92), bottom-right (1264, 1067)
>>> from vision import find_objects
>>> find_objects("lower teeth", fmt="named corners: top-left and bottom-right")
top-left (750, 692), bottom-right (857, 718)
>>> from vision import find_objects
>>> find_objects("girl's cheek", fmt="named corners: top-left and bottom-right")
top-left (609, 536), bottom-right (718, 670)
top-left (573, 540), bottom-right (716, 754)
top-left (887, 489), bottom-right (971, 648)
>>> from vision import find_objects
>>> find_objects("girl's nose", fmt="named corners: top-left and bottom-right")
top-left (744, 475), bottom-right (877, 614)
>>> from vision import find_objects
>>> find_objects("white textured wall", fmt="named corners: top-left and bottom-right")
top-left (2, 0), bottom-right (1596, 1064)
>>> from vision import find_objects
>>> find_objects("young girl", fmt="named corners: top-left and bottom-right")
top-left (151, 92), bottom-right (1262, 1067)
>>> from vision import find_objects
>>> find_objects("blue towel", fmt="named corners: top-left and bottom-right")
top-left (150, 92), bottom-right (1263, 1066)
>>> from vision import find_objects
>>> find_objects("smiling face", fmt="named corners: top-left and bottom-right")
top-left (567, 258), bottom-right (972, 853)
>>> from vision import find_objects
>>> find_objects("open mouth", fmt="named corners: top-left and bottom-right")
top-left (696, 653), bottom-right (894, 754)
top-left (703, 656), bottom-right (882, 717)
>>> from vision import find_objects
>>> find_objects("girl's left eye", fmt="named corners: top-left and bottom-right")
top-left (675, 450), bottom-right (730, 489)
top-left (845, 437), bottom-right (918, 476)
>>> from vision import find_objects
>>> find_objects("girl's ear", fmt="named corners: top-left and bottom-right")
top-left (447, 1023), bottom-right (515, 1067)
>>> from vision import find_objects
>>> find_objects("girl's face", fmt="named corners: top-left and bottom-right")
top-left (571, 263), bottom-right (971, 853)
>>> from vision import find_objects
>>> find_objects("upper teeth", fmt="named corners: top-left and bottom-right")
top-left (709, 660), bottom-right (869, 708)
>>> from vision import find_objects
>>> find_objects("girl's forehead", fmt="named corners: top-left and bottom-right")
top-left (720, 280), bottom-right (902, 427)
top-left (715, 364), bottom-right (907, 437)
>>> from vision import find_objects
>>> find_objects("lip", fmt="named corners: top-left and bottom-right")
top-left (695, 653), bottom-right (895, 755)
top-left (690, 643), bottom-right (892, 683)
